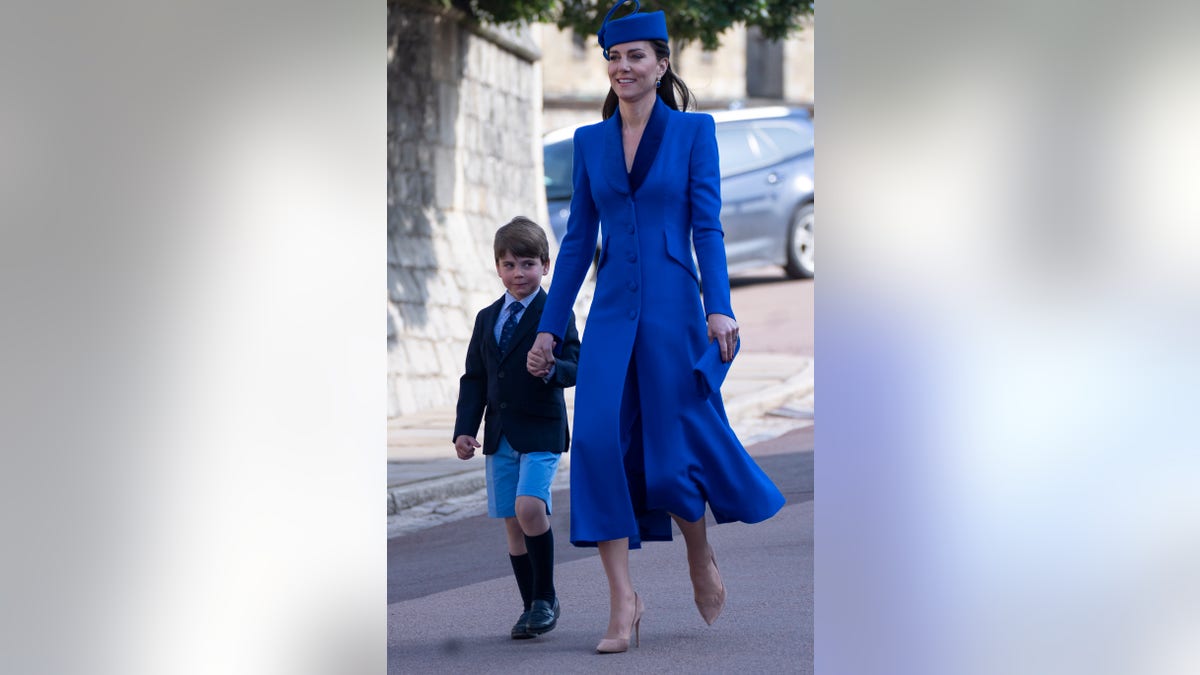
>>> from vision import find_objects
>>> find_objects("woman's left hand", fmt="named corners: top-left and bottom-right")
top-left (527, 332), bottom-right (557, 378)
top-left (707, 313), bottom-right (740, 363)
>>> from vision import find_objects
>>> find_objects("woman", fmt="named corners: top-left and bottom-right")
top-left (528, 0), bottom-right (786, 654)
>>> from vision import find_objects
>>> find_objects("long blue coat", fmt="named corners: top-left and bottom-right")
top-left (538, 98), bottom-right (786, 548)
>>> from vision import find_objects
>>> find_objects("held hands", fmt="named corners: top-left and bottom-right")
top-left (454, 435), bottom-right (480, 460)
top-left (527, 332), bottom-right (557, 378)
top-left (707, 313), bottom-right (740, 363)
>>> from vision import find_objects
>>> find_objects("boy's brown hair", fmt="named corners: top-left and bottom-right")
top-left (493, 216), bottom-right (550, 264)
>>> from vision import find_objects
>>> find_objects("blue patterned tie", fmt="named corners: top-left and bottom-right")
top-left (497, 303), bottom-right (521, 352)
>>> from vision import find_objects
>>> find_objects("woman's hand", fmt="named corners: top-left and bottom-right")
top-left (707, 313), bottom-right (740, 363)
top-left (527, 332), bottom-right (557, 377)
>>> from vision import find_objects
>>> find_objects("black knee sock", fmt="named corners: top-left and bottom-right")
top-left (509, 553), bottom-right (533, 612)
top-left (523, 529), bottom-right (556, 603)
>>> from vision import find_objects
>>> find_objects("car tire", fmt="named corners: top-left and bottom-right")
top-left (784, 202), bottom-right (815, 279)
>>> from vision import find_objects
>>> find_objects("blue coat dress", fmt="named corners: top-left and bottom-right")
top-left (538, 98), bottom-right (786, 548)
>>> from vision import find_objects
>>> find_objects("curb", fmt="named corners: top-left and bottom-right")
top-left (724, 359), bottom-right (814, 423)
top-left (388, 470), bottom-right (486, 515)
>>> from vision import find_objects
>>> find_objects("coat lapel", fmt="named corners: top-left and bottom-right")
top-left (602, 100), bottom-right (670, 196)
top-left (602, 114), bottom-right (631, 196)
top-left (628, 98), bottom-right (668, 194)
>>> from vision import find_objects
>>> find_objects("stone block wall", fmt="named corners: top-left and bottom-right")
top-left (389, 4), bottom-right (577, 418)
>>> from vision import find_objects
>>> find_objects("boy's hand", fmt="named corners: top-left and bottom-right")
top-left (454, 435), bottom-right (480, 460)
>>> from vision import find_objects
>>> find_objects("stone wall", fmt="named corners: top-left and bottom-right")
top-left (388, 4), bottom-right (565, 418)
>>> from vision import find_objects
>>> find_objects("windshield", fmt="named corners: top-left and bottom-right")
top-left (543, 139), bottom-right (574, 201)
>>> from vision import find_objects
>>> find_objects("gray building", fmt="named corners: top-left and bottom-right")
top-left (539, 19), bottom-right (814, 132)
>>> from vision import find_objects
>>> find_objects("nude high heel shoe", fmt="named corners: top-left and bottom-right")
top-left (694, 550), bottom-right (726, 625)
top-left (595, 593), bottom-right (643, 654)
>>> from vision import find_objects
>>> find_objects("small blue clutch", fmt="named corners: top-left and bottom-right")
top-left (693, 337), bottom-right (740, 398)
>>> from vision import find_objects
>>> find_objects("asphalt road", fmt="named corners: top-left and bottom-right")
top-left (388, 426), bottom-right (812, 605)
top-left (388, 426), bottom-right (813, 673)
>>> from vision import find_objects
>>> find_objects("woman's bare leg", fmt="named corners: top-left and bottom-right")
top-left (597, 537), bottom-right (638, 638)
top-left (670, 513), bottom-right (712, 569)
top-left (671, 512), bottom-right (725, 624)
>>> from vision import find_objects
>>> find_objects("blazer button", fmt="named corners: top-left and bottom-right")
top-left (498, 371), bottom-right (506, 378)
top-left (627, 309), bottom-right (637, 320)
top-left (627, 281), bottom-right (638, 291)
top-left (627, 253), bottom-right (637, 262)
top-left (500, 402), bottom-right (507, 409)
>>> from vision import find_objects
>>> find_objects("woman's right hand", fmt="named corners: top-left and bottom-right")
top-left (527, 332), bottom-right (557, 377)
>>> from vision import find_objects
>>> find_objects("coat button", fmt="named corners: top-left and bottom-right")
top-left (500, 402), bottom-right (507, 409)
top-left (498, 372), bottom-right (506, 379)
top-left (627, 281), bottom-right (638, 291)
top-left (627, 309), bottom-right (637, 320)
top-left (627, 253), bottom-right (637, 262)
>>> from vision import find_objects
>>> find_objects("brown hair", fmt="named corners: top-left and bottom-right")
top-left (602, 39), bottom-right (693, 120)
top-left (493, 216), bottom-right (550, 264)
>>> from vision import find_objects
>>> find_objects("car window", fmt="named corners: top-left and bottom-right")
top-left (753, 121), bottom-right (813, 158)
top-left (543, 139), bottom-right (574, 201)
top-left (715, 126), bottom-right (763, 177)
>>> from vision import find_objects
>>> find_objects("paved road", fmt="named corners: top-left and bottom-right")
top-left (730, 272), bottom-right (813, 356)
top-left (388, 426), bottom-right (813, 673)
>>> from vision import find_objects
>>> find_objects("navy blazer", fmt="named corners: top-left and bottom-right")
top-left (453, 288), bottom-right (580, 455)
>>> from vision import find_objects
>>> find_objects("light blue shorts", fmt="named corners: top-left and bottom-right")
top-left (486, 436), bottom-right (560, 518)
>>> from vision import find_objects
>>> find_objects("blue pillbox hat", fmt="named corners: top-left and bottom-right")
top-left (596, 0), bottom-right (669, 60)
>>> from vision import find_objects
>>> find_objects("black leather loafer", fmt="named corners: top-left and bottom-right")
top-left (511, 610), bottom-right (534, 639)
top-left (524, 597), bottom-right (560, 635)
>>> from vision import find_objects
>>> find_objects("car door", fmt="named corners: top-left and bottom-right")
top-left (746, 118), bottom-right (814, 264)
top-left (716, 122), bottom-right (787, 270)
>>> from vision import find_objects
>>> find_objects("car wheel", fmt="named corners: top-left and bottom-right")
top-left (784, 202), bottom-right (814, 279)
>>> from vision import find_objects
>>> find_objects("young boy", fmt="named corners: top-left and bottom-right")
top-left (452, 216), bottom-right (580, 639)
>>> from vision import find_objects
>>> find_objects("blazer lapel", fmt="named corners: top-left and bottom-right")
top-left (485, 296), bottom-right (505, 357)
top-left (602, 114), bottom-right (631, 197)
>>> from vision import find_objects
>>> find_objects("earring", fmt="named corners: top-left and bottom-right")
top-left (655, 78), bottom-right (662, 88)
